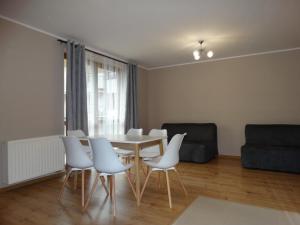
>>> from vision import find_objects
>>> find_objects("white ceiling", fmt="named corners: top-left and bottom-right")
top-left (0, 0), bottom-right (300, 69)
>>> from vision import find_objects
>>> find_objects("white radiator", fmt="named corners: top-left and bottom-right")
top-left (0, 135), bottom-right (65, 185)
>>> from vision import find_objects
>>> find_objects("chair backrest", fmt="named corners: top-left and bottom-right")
top-left (62, 136), bottom-right (92, 168)
top-left (156, 133), bottom-right (186, 169)
top-left (67, 129), bottom-right (86, 138)
top-left (127, 128), bottom-right (143, 136)
top-left (89, 138), bottom-right (127, 174)
top-left (148, 129), bottom-right (168, 150)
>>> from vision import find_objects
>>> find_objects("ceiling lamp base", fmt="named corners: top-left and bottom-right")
top-left (193, 40), bottom-right (214, 60)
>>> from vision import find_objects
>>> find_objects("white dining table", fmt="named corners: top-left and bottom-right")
top-left (81, 135), bottom-right (164, 206)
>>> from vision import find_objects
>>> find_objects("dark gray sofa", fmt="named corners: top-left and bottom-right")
top-left (161, 123), bottom-right (218, 163)
top-left (241, 124), bottom-right (300, 173)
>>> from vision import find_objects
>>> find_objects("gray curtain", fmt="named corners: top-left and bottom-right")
top-left (66, 41), bottom-right (89, 135)
top-left (125, 64), bottom-right (139, 132)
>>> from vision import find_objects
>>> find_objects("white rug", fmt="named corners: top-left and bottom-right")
top-left (173, 196), bottom-right (300, 225)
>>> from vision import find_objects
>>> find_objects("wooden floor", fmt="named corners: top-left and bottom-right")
top-left (0, 157), bottom-right (299, 225)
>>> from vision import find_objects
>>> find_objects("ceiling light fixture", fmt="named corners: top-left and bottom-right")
top-left (193, 40), bottom-right (214, 60)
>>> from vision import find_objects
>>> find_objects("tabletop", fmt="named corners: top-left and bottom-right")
top-left (86, 134), bottom-right (163, 144)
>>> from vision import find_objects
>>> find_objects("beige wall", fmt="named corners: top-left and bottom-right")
top-left (0, 18), bottom-right (64, 143)
top-left (147, 50), bottom-right (300, 156)
top-left (2, 17), bottom-right (300, 157)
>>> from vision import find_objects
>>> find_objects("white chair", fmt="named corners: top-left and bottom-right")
top-left (140, 133), bottom-right (188, 208)
top-left (67, 129), bottom-right (92, 189)
top-left (114, 128), bottom-right (143, 160)
top-left (59, 136), bottom-right (107, 210)
top-left (127, 128), bottom-right (143, 136)
top-left (67, 129), bottom-right (92, 158)
top-left (85, 138), bottom-right (136, 216)
top-left (140, 129), bottom-right (168, 159)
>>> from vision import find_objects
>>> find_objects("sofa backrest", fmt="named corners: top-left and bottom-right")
top-left (245, 124), bottom-right (300, 147)
top-left (161, 123), bottom-right (217, 144)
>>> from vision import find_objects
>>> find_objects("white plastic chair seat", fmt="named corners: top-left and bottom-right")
top-left (143, 156), bottom-right (162, 167)
top-left (69, 166), bottom-right (94, 172)
top-left (140, 129), bottom-right (168, 160)
top-left (99, 163), bottom-right (133, 175)
top-left (68, 159), bottom-right (93, 169)
top-left (152, 166), bottom-right (175, 171)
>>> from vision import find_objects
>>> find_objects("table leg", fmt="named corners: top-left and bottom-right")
top-left (135, 144), bottom-right (141, 206)
top-left (158, 140), bottom-right (164, 190)
top-left (159, 139), bottom-right (164, 155)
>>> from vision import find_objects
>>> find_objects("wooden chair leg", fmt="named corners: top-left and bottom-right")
top-left (84, 172), bottom-right (99, 211)
top-left (74, 171), bottom-right (78, 190)
top-left (126, 157), bottom-right (133, 177)
top-left (174, 168), bottom-right (188, 196)
top-left (99, 176), bottom-right (109, 195)
top-left (140, 169), bottom-right (152, 199)
top-left (112, 175), bottom-right (116, 217)
top-left (165, 170), bottom-right (172, 208)
top-left (81, 170), bottom-right (85, 209)
top-left (109, 175), bottom-right (113, 199)
top-left (158, 171), bottom-right (161, 189)
top-left (59, 169), bottom-right (72, 201)
top-left (125, 172), bottom-right (136, 199)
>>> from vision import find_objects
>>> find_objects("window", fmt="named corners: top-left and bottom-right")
top-left (86, 53), bottom-right (128, 136)
top-left (64, 52), bottom-right (128, 136)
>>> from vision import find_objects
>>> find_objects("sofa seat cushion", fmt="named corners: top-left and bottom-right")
top-left (241, 145), bottom-right (300, 173)
top-left (180, 142), bottom-right (215, 163)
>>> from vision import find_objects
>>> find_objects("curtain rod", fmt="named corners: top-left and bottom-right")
top-left (57, 39), bottom-right (128, 65)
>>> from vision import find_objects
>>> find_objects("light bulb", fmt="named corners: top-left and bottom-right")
top-left (207, 50), bottom-right (214, 58)
top-left (193, 50), bottom-right (200, 60)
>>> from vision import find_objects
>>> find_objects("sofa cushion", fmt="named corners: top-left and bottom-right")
top-left (245, 124), bottom-right (300, 147)
top-left (179, 143), bottom-right (214, 163)
top-left (241, 145), bottom-right (300, 173)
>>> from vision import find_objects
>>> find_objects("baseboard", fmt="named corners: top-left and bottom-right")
top-left (0, 171), bottom-right (65, 192)
top-left (218, 154), bottom-right (241, 159)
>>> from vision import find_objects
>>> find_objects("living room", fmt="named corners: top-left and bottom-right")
top-left (0, 1), bottom-right (299, 225)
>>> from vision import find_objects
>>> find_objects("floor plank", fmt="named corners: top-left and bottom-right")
top-left (0, 157), bottom-right (299, 225)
